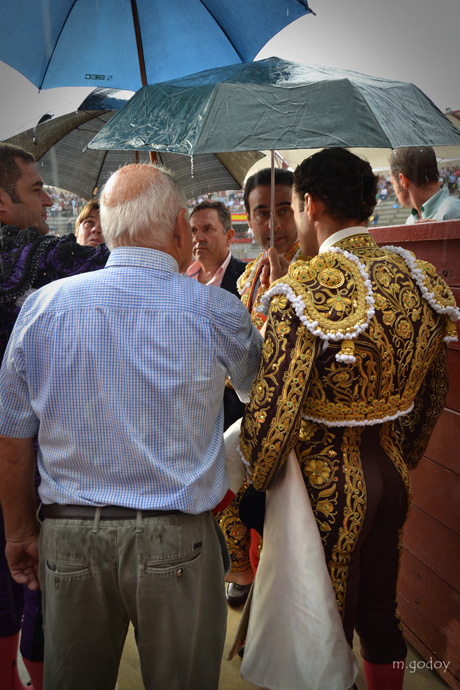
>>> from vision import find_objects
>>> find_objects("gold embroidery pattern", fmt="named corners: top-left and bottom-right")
top-left (286, 251), bottom-right (371, 339)
top-left (277, 238), bottom-right (452, 426)
top-left (296, 426), bottom-right (340, 543)
top-left (379, 423), bottom-right (412, 509)
top-left (238, 241), bottom-right (308, 329)
top-left (240, 295), bottom-right (321, 491)
top-left (218, 483), bottom-right (252, 572)
top-left (328, 427), bottom-right (367, 617)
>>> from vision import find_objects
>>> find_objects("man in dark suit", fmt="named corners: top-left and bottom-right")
top-left (187, 200), bottom-right (246, 295)
top-left (187, 200), bottom-right (247, 429)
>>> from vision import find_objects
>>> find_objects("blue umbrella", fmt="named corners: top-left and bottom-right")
top-left (0, 0), bottom-right (314, 91)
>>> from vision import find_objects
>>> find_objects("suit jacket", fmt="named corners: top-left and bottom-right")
top-left (220, 254), bottom-right (248, 429)
top-left (220, 255), bottom-right (247, 297)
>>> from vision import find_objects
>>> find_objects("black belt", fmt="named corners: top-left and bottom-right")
top-left (43, 504), bottom-right (183, 520)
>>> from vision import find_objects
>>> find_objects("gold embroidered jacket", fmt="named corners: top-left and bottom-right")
top-left (237, 240), bottom-right (306, 329)
top-left (239, 232), bottom-right (459, 610)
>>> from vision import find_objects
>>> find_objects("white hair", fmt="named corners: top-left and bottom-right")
top-left (100, 164), bottom-right (188, 250)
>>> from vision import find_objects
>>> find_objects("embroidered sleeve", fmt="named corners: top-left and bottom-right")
top-left (239, 294), bottom-right (321, 490)
top-left (392, 342), bottom-right (449, 469)
top-left (42, 235), bottom-right (109, 282)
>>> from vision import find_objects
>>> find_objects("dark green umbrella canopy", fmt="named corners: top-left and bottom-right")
top-left (89, 57), bottom-right (460, 157)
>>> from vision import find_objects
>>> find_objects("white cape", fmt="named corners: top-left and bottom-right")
top-left (237, 448), bottom-right (358, 690)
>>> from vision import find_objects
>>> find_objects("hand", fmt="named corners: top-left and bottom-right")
top-left (5, 534), bottom-right (40, 591)
top-left (260, 248), bottom-right (290, 290)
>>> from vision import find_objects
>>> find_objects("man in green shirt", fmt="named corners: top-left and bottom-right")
top-left (389, 146), bottom-right (460, 224)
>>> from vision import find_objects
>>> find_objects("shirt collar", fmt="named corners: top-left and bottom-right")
top-left (106, 246), bottom-right (179, 273)
top-left (319, 227), bottom-right (370, 253)
top-left (186, 250), bottom-right (231, 286)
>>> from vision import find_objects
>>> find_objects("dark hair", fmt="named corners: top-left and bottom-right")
top-left (243, 167), bottom-right (294, 215)
top-left (190, 199), bottom-right (232, 232)
top-left (0, 143), bottom-right (35, 201)
top-left (293, 148), bottom-right (378, 223)
top-left (389, 146), bottom-right (439, 186)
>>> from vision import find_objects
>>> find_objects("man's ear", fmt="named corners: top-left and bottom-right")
top-left (398, 173), bottom-right (410, 189)
top-left (305, 193), bottom-right (324, 220)
top-left (225, 227), bottom-right (235, 246)
top-left (173, 208), bottom-right (193, 272)
top-left (0, 188), bottom-right (12, 221)
top-left (173, 208), bottom-right (189, 247)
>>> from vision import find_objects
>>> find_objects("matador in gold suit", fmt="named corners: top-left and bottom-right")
top-left (239, 149), bottom-right (459, 689)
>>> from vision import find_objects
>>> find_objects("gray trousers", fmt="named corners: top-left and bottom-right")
top-left (39, 510), bottom-right (229, 690)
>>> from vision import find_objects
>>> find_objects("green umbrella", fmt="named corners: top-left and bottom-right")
top-left (89, 57), bottom-right (460, 241)
top-left (89, 57), bottom-right (460, 156)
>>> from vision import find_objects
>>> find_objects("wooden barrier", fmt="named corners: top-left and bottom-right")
top-left (370, 219), bottom-right (460, 690)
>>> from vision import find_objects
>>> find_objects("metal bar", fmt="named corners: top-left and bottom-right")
top-left (270, 150), bottom-right (275, 247)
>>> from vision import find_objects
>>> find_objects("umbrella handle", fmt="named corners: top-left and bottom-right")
top-left (270, 150), bottom-right (275, 248)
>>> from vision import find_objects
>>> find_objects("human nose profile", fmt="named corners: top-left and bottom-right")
top-left (42, 190), bottom-right (53, 207)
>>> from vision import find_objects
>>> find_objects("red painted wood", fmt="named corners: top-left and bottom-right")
top-left (447, 349), bottom-right (460, 408)
top-left (424, 408), bottom-right (460, 474)
top-left (398, 550), bottom-right (460, 673)
top-left (370, 219), bottom-right (460, 687)
top-left (410, 457), bottom-right (460, 533)
top-left (402, 506), bottom-right (460, 592)
top-left (402, 626), bottom-right (460, 690)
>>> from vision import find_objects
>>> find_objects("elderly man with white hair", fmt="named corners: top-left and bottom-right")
top-left (0, 163), bottom-right (262, 690)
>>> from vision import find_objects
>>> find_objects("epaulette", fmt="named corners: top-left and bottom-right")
top-left (259, 248), bottom-right (375, 363)
top-left (237, 253), bottom-right (263, 296)
top-left (382, 245), bottom-right (459, 342)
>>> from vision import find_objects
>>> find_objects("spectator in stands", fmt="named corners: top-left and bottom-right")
top-left (75, 199), bottom-right (105, 247)
top-left (389, 146), bottom-right (460, 223)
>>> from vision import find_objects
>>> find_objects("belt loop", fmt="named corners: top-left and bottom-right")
top-left (92, 507), bottom-right (101, 534)
top-left (136, 510), bottom-right (143, 533)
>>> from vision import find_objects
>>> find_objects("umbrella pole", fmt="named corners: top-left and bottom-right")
top-left (270, 150), bottom-right (275, 248)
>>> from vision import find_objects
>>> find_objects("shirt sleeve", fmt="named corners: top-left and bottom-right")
top-left (208, 288), bottom-right (263, 403)
top-left (392, 341), bottom-right (448, 469)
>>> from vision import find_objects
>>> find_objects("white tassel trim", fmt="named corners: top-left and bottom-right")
top-left (382, 245), bottom-right (460, 322)
top-left (302, 402), bottom-right (414, 428)
top-left (237, 443), bottom-right (253, 483)
top-left (258, 246), bottom-right (375, 344)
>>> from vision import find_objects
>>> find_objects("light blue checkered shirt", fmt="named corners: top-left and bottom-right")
top-left (0, 247), bottom-right (262, 513)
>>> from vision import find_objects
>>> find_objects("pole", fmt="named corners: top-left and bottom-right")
top-left (270, 150), bottom-right (275, 248)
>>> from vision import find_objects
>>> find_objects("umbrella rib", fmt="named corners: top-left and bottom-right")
top-left (39, 0), bottom-right (79, 90)
top-left (198, 1), bottom-right (245, 62)
top-left (130, 0), bottom-right (148, 87)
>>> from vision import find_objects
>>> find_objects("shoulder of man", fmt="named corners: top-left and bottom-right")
top-left (440, 194), bottom-right (460, 219)
top-left (221, 255), bottom-right (247, 295)
top-left (258, 252), bottom-right (373, 344)
top-left (40, 233), bottom-right (110, 280)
